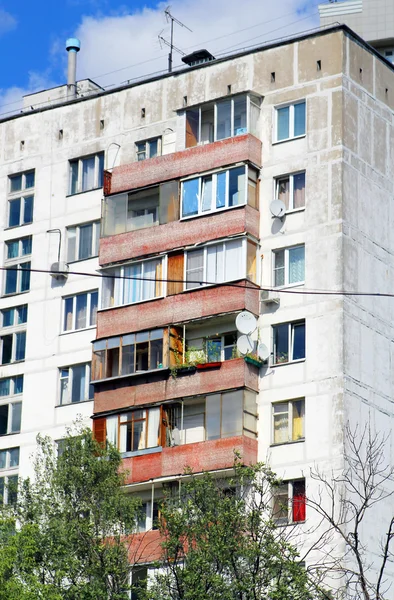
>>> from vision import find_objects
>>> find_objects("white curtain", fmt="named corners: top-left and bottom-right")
top-left (106, 416), bottom-right (118, 447)
top-left (119, 415), bottom-right (128, 452)
top-left (123, 264), bottom-right (141, 304)
top-left (142, 260), bottom-right (157, 301)
top-left (147, 408), bottom-right (160, 448)
top-left (207, 244), bottom-right (224, 284)
top-left (288, 247), bottom-right (305, 284)
top-left (82, 156), bottom-right (95, 191)
top-left (224, 239), bottom-right (243, 281)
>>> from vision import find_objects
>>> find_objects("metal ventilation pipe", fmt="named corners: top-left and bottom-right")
top-left (66, 38), bottom-right (81, 99)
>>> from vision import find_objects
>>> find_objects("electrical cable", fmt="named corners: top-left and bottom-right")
top-left (2, 264), bottom-right (394, 299)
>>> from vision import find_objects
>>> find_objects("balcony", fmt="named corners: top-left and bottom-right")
top-left (96, 280), bottom-right (259, 339)
top-left (94, 357), bottom-right (259, 414)
top-left (122, 435), bottom-right (258, 485)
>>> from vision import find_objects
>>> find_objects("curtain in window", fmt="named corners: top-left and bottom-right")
top-left (293, 173), bottom-right (305, 209)
top-left (288, 247), bottom-right (305, 284)
top-left (119, 418), bottom-right (127, 453)
top-left (106, 415), bottom-right (118, 447)
top-left (182, 178), bottom-right (199, 217)
top-left (186, 249), bottom-right (204, 289)
top-left (89, 292), bottom-right (98, 326)
top-left (64, 297), bottom-right (73, 331)
top-left (60, 370), bottom-right (69, 405)
top-left (71, 365), bottom-right (85, 402)
top-left (15, 332), bottom-right (26, 361)
top-left (75, 294), bottom-right (87, 329)
top-left (201, 176), bottom-right (212, 212)
top-left (142, 260), bottom-right (157, 300)
top-left (82, 157), bottom-right (95, 191)
top-left (292, 400), bottom-right (304, 440)
top-left (112, 268), bottom-right (122, 306)
top-left (123, 264), bottom-right (141, 304)
top-left (274, 251), bottom-right (285, 287)
top-left (207, 245), bottom-right (224, 284)
top-left (135, 417), bottom-right (147, 450)
top-left (78, 224), bottom-right (93, 260)
top-left (292, 481), bottom-right (306, 522)
top-left (224, 239), bottom-right (243, 281)
top-left (273, 404), bottom-right (288, 443)
top-left (278, 178), bottom-right (289, 210)
top-left (294, 102), bottom-right (306, 137)
top-left (147, 408), bottom-right (160, 448)
top-left (7, 242), bottom-right (19, 260)
top-left (67, 227), bottom-right (77, 262)
top-left (277, 106), bottom-right (289, 140)
top-left (216, 172), bottom-right (226, 208)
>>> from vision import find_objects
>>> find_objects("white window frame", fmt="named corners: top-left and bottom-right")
top-left (135, 137), bottom-right (162, 161)
top-left (205, 333), bottom-right (237, 362)
top-left (0, 401), bottom-right (22, 435)
top-left (66, 221), bottom-right (100, 262)
top-left (7, 184), bottom-right (34, 228)
top-left (5, 236), bottom-right (32, 261)
top-left (0, 474), bottom-right (18, 505)
top-left (180, 164), bottom-right (254, 219)
top-left (0, 304), bottom-right (28, 328)
top-left (275, 171), bottom-right (306, 212)
top-left (101, 256), bottom-right (166, 309)
top-left (59, 363), bottom-right (93, 405)
top-left (69, 152), bottom-right (104, 195)
top-left (3, 261), bottom-right (31, 296)
top-left (272, 399), bottom-right (305, 445)
top-left (0, 447), bottom-right (19, 471)
top-left (62, 290), bottom-right (98, 332)
top-left (272, 320), bottom-right (306, 365)
top-left (184, 237), bottom-right (248, 291)
top-left (0, 376), bottom-right (23, 399)
top-left (273, 245), bottom-right (305, 288)
top-left (0, 331), bottom-right (26, 364)
top-left (273, 479), bottom-right (306, 525)
top-left (274, 100), bottom-right (306, 143)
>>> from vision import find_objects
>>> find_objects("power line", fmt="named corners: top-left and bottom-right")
top-left (2, 265), bottom-right (394, 299)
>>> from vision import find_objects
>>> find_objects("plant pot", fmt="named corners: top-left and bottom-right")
top-left (244, 356), bottom-right (263, 368)
top-left (196, 362), bottom-right (221, 370)
top-left (176, 365), bottom-right (197, 375)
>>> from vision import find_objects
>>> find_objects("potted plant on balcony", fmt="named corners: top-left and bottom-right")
top-left (244, 352), bottom-right (264, 368)
top-left (195, 339), bottom-right (222, 370)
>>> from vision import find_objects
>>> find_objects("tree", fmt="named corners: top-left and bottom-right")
top-left (308, 424), bottom-right (394, 600)
top-left (146, 461), bottom-right (326, 600)
top-left (0, 428), bottom-right (141, 600)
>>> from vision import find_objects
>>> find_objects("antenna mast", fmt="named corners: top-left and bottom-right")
top-left (161, 7), bottom-right (192, 73)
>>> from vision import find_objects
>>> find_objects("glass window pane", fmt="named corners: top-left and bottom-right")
top-left (0, 451), bottom-right (6, 469)
top-left (206, 394), bottom-right (221, 440)
top-left (21, 237), bottom-right (32, 256)
top-left (15, 332), bottom-right (26, 361)
top-left (0, 380), bottom-right (10, 397)
top-left (274, 250), bottom-right (285, 287)
top-left (201, 176), bottom-right (212, 212)
top-left (224, 239), bottom-right (243, 281)
top-left (2, 308), bottom-right (14, 327)
top-left (206, 338), bottom-right (221, 362)
top-left (277, 106), bottom-right (289, 141)
top-left (23, 196), bottom-right (34, 223)
top-left (25, 172), bottom-right (35, 188)
top-left (5, 269), bottom-right (17, 295)
top-left (150, 339), bottom-right (163, 369)
top-left (78, 224), bottom-right (93, 260)
top-left (216, 100), bottom-right (231, 140)
top-left (98, 153), bottom-right (104, 188)
top-left (121, 344), bottom-right (135, 375)
top-left (216, 172), bottom-right (226, 209)
top-left (0, 405), bottom-right (8, 435)
top-left (9, 448), bottom-right (19, 467)
top-left (90, 291), bottom-right (98, 326)
top-left (64, 297), bottom-right (73, 331)
top-left (149, 139), bottom-right (158, 158)
top-left (277, 178), bottom-right (290, 210)
top-left (71, 365), bottom-right (85, 402)
top-left (1, 335), bottom-right (12, 364)
top-left (82, 156), bottom-right (96, 191)
top-left (70, 161), bottom-right (79, 194)
top-left (185, 109), bottom-right (199, 148)
top-left (17, 305), bottom-right (27, 325)
top-left (14, 377), bottom-right (23, 394)
top-left (228, 167), bottom-right (246, 206)
top-left (9, 199), bottom-right (21, 227)
top-left (293, 172), bottom-right (305, 209)
top-left (294, 102), bottom-right (306, 137)
top-left (75, 294), bottom-right (87, 329)
top-left (207, 244), bottom-right (224, 284)
top-left (186, 249), bottom-right (204, 289)
top-left (292, 400), bottom-right (304, 440)
top-left (274, 324), bottom-right (289, 363)
top-left (142, 260), bottom-right (157, 301)
top-left (221, 391), bottom-right (243, 437)
top-left (7, 241), bottom-right (19, 260)
top-left (292, 323), bottom-right (305, 360)
top-left (233, 96), bottom-right (247, 135)
top-left (67, 227), bottom-right (77, 262)
top-left (288, 246), bottom-right (305, 284)
top-left (182, 178), bottom-right (199, 217)
top-left (200, 106), bottom-right (214, 144)
top-left (273, 403), bottom-right (289, 443)
top-left (10, 175), bottom-right (22, 193)
top-left (11, 403), bottom-right (21, 433)
top-left (123, 264), bottom-right (142, 304)
top-left (20, 262), bottom-right (31, 292)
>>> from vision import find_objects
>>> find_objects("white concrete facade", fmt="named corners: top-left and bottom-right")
top-left (1, 24), bottom-right (394, 592)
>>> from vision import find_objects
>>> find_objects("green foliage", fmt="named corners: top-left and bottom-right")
top-left (0, 428), bottom-right (140, 600)
top-left (146, 461), bottom-right (326, 600)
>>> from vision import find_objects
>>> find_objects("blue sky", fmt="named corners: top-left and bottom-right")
top-left (0, 0), bottom-right (321, 115)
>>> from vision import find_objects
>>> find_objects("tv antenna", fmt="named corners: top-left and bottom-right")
top-left (159, 7), bottom-right (192, 73)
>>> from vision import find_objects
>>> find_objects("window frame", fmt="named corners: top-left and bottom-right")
top-left (66, 221), bottom-right (100, 262)
top-left (272, 320), bottom-right (306, 366)
top-left (58, 363), bottom-right (93, 406)
top-left (275, 171), bottom-right (306, 212)
top-left (62, 289), bottom-right (98, 333)
top-left (68, 152), bottom-right (104, 195)
top-left (205, 333), bottom-right (237, 362)
top-left (273, 479), bottom-right (306, 525)
top-left (3, 261), bottom-right (31, 296)
top-left (135, 137), bottom-right (162, 161)
top-left (273, 245), bottom-right (305, 288)
top-left (272, 399), bottom-right (305, 445)
top-left (0, 304), bottom-right (28, 328)
top-left (0, 376), bottom-right (23, 399)
top-left (0, 447), bottom-right (19, 471)
top-left (7, 171), bottom-right (34, 229)
top-left (0, 330), bottom-right (26, 364)
top-left (0, 401), bottom-right (22, 436)
top-left (0, 474), bottom-right (18, 505)
top-left (274, 100), bottom-right (306, 143)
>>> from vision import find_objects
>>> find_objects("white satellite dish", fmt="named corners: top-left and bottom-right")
top-left (237, 335), bottom-right (255, 356)
top-left (257, 343), bottom-right (270, 362)
top-left (235, 311), bottom-right (257, 335)
top-left (269, 199), bottom-right (286, 219)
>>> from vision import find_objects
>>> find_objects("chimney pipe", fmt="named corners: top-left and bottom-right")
top-left (66, 38), bottom-right (81, 99)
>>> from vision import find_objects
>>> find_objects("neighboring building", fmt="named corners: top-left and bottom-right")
top-left (2, 21), bottom-right (394, 594)
top-left (319, 0), bottom-right (394, 61)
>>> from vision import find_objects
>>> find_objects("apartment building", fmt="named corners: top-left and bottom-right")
top-left (1, 21), bottom-right (394, 592)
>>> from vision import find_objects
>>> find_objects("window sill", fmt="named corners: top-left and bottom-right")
top-left (0, 431), bottom-right (21, 437)
top-left (92, 367), bottom-right (170, 385)
top-left (273, 282), bottom-right (304, 291)
top-left (55, 398), bottom-right (94, 408)
top-left (274, 519), bottom-right (306, 528)
top-left (271, 358), bottom-right (305, 367)
top-left (67, 255), bottom-right (99, 264)
top-left (66, 187), bottom-right (103, 198)
top-left (121, 446), bottom-right (162, 459)
top-left (60, 325), bottom-right (97, 336)
top-left (285, 207), bottom-right (305, 215)
top-left (272, 134), bottom-right (306, 146)
top-left (180, 202), bottom-right (247, 221)
top-left (98, 294), bottom-right (165, 313)
top-left (2, 290), bottom-right (30, 298)
top-left (270, 438), bottom-right (305, 448)
top-left (4, 223), bottom-right (33, 231)
top-left (1, 360), bottom-right (25, 367)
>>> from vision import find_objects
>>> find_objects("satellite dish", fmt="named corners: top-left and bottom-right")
top-left (235, 311), bottom-right (257, 335)
top-left (257, 343), bottom-right (270, 362)
top-left (270, 199), bottom-right (286, 219)
top-left (237, 335), bottom-right (255, 356)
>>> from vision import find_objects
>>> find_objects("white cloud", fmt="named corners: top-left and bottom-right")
top-left (0, 8), bottom-right (17, 36)
top-left (0, 71), bottom-right (58, 117)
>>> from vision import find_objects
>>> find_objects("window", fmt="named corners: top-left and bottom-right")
top-left (105, 407), bottom-right (161, 453)
top-left (4, 236), bottom-right (32, 296)
top-left (185, 93), bottom-right (261, 147)
top-left (273, 321), bottom-right (305, 365)
top-left (273, 479), bottom-right (306, 524)
top-left (63, 290), bottom-right (98, 332)
top-left (66, 222), bottom-right (100, 262)
top-left (69, 153), bottom-right (104, 194)
top-left (273, 246), bottom-right (305, 287)
top-left (275, 101), bottom-right (306, 142)
top-left (272, 399), bottom-right (305, 444)
top-left (136, 500), bottom-right (160, 532)
top-left (0, 447), bottom-right (19, 470)
top-left (127, 187), bottom-right (159, 231)
top-left (101, 257), bottom-right (164, 309)
top-left (136, 137), bottom-right (161, 161)
top-left (0, 376), bottom-right (23, 398)
top-left (0, 402), bottom-right (22, 435)
top-left (0, 331), bottom-right (26, 364)
top-left (185, 238), bottom-right (255, 290)
top-left (0, 474), bottom-right (18, 505)
top-left (276, 172), bottom-right (305, 211)
top-left (92, 329), bottom-right (164, 381)
top-left (59, 364), bottom-right (93, 405)
top-left (131, 566), bottom-right (148, 600)
top-left (5, 236), bottom-right (32, 260)
top-left (8, 171), bottom-right (34, 228)
top-left (181, 165), bottom-right (258, 218)
top-left (205, 333), bottom-right (237, 362)
top-left (1, 305), bottom-right (27, 328)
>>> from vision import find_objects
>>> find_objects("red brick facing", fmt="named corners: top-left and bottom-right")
top-left (96, 282), bottom-right (260, 338)
top-left (100, 204), bottom-right (259, 266)
top-left (93, 358), bottom-right (258, 414)
top-left (106, 134), bottom-right (262, 195)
